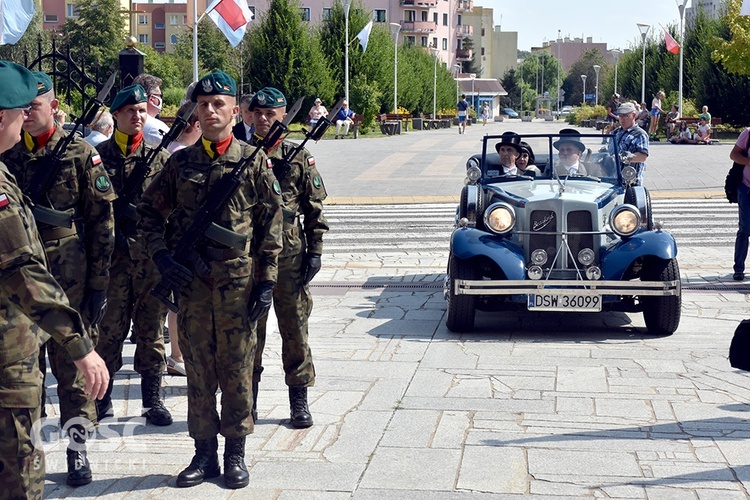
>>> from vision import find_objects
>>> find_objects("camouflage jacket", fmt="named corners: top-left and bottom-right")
top-left (249, 136), bottom-right (328, 257)
top-left (97, 137), bottom-right (169, 261)
top-left (0, 163), bottom-right (91, 407)
top-left (137, 137), bottom-right (283, 282)
top-left (1, 128), bottom-right (116, 291)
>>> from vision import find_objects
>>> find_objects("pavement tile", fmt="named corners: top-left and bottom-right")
top-left (358, 447), bottom-right (461, 491)
top-left (457, 445), bottom-right (527, 493)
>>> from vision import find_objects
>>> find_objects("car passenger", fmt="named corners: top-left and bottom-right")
top-left (553, 128), bottom-right (588, 177)
top-left (516, 141), bottom-right (541, 177)
top-left (490, 131), bottom-right (523, 177)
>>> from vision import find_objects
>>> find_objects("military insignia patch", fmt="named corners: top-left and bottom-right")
top-left (134, 87), bottom-right (143, 100)
top-left (307, 157), bottom-right (316, 166)
top-left (95, 175), bottom-right (111, 192)
top-left (92, 154), bottom-right (102, 165)
top-left (0, 193), bottom-right (9, 209)
top-left (202, 79), bottom-right (213, 93)
top-left (313, 175), bottom-right (322, 189)
top-left (273, 179), bottom-right (282, 195)
top-left (258, 94), bottom-right (267, 105)
top-left (267, 158), bottom-right (273, 168)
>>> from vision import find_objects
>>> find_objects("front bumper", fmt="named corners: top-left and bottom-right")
top-left (453, 279), bottom-right (680, 297)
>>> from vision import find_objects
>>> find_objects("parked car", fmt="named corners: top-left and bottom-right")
top-left (445, 132), bottom-right (681, 335)
top-left (501, 107), bottom-right (519, 118)
top-left (560, 105), bottom-right (574, 116)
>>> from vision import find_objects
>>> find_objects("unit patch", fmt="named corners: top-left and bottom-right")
top-left (95, 175), bottom-right (111, 192)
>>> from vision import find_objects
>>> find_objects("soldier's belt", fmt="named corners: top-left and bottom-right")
top-left (204, 246), bottom-right (248, 261)
top-left (40, 225), bottom-right (78, 241)
top-left (204, 223), bottom-right (247, 250)
top-left (32, 205), bottom-right (74, 228)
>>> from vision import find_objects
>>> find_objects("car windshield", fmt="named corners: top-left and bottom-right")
top-left (476, 132), bottom-right (621, 183)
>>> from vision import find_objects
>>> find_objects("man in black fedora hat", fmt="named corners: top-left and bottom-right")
top-left (553, 128), bottom-right (588, 177)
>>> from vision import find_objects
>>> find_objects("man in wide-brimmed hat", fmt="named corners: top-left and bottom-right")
top-left (490, 131), bottom-right (523, 176)
top-left (553, 128), bottom-right (588, 176)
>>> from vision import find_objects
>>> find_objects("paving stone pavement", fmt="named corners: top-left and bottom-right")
top-left (38, 243), bottom-right (750, 498)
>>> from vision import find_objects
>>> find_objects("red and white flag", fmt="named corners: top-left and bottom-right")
top-left (205, 0), bottom-right (253, 47)
top-left (664, 29), bottom-right (679, 55)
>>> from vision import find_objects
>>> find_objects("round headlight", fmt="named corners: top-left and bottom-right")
top-left (586, 266), bottom-right (602, 280)
top-left (577, 248), bottom-right (595, 266)
top-left (528, 265), bottom-right (543, 280)
top-left (483, 202), bottom-right (516, 235)
top-left (622, 165), bottom-right (637, 183)
top-left (466, 165), bottom-right (481, 183)
top-left (531, 249), bottom-right (548, 266)
top-left (610, 205), bottom-right (640, 237)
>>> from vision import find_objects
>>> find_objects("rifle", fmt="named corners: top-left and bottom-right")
top-left (150, 97), bottom-right (305, 313)
top-left (116, 101), bottom-right (198, 224)
top-left (26, 72), bottom-right (117, 228)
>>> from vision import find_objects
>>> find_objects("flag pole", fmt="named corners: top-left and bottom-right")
top-left (193, 0), bottom-right (199, 81)
top-left (677, 0), bottom-right (687, 117)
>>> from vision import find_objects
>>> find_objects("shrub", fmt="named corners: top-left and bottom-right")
top-left (567, 105), bottom-right (608, 125)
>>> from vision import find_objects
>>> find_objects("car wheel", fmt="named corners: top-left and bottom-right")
top-left (641, 258), bottom-right (681, 335)
top-left (446, 255), bottom-right (476, 332)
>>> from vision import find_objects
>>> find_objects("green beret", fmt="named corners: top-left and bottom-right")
top-left (110, 84), bottom-right (148, 113)
top-left (249, 87), bottom-right (287, 110)
top-left (32, 71), bottom-right (53, 96)
top-left (0, 61), bottom-right (37, 110)
top-left (190, 71), bottom-right (236, 102)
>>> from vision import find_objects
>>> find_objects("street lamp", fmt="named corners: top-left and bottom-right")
top-left (470, 73), bottom-right (476, 116)
top-left (430, 47), bottom-right (438, 119)
top-left (580, 74), bottom-right (587, 106)
top-left (453, 64), bottom-right (461, 104)
top-left (677, 0), bottom-right (688, 116)
top-left (593, 64), bottom-right (600, 106)
top-left (389, 23), bottom-right (401, 114)
top-left (611, 49), bottom-right (621, 95)
top-left (556, 29), bottom-right (561, 117)
top-left (343, 0), bottom-right (352, 104)
top-left (637, 23), bottom-right (650, 105)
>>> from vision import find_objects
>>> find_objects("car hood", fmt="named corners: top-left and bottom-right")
top-left (484, 179), bottom-right (622, 209)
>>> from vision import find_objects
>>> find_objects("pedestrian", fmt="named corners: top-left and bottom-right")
top-left (0, 58), bottom-right (110, 500)
top-left (457, 94), bottom-right (469, 134)
top-left (94, 84), bottom-right (173, 426)
top-left (247, 87), bottom-right (329, 429)
top-left (132, 73), bottom-right (170, 146)
top-left (648, 90), bottom-right (665, 140)
top-left (730, 126), bottom-right (750, 280)
top-left (481, 102), bottom-right (489, 126)
top-left (603, 93), bottom-right (620, 143)
top-left (137, 71), bottom-right (283, 489)
top-left (606, 101), bottom-right (649, 185)
top-left (1, 70), bottom-right (116, 487)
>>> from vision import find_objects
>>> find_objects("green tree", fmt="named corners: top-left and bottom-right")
top-left (561, 49), bottom-right (606, 106)
top-left (500, 69), bottom-right (522, 108)
top-left (174, 21), bottom-right (234, 80)
top-left (63, 0), bottom-right (125, 70)
top-left (141, 44), bottom-right (191, 90)
top-left (712, 0), bottom-right (750, 75)
top-left (461, 35), bottom-right (479, 75)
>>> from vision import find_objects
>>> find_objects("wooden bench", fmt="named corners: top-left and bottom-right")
top-left (351, 115), bottom-right (363, 139)
top-left (677, 117), bottom-right (722, 139)
top-left (380, 113), bottom-right (412, 133)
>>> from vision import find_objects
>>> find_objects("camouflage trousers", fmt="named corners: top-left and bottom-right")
top-left (255, 251), bottom-right (315, 387)
top-left (178, 265), bottom-right (256, 440)
top-left (40, 250), bottom-right (97, 427)
top-left (96, 249), bottom-right (167, 377)
top-left (0, 406), bottom-right (44, 500)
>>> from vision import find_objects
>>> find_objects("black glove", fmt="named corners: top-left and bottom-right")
top-left (154, 250), bottom-right (194, 289)
top-left (248, 280), bottom-right (275, 323)
top-left (302, 253), bottom-right (322, 285)
top-left (81, 288), bottom-right (108, 326)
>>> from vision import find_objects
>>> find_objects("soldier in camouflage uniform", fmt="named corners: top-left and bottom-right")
top-left (137, 71), bottom-right (282, 489)
top-left (0, 60), bottom-right (109, 500)
top-left (1, 71), bottom-right (116, 487)
top-left (95, 85), bottom-right (172, 426)
top-left (248, 87), bottom-right (328, 429)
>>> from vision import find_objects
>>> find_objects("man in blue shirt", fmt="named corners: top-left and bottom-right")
top-left (607, 102), bottom-right (649, 185)
top-left (335, 100), bottom-right (355, 139)
top-left (457, 94), bottom-right (469, 135)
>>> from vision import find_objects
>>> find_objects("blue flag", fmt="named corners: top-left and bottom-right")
top-left (0, 0), bottom-right (35, 45)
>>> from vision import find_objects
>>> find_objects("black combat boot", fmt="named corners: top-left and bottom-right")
top-left (223, 437), bottom-right (249, 489)
top-left (176, 437), bottom-right (220, 487)
top-left (251, 376), bottom-right (260, 423)
top-left (141, 374), bottom-right (173, 426)
top-left (66, 424), bottom-right (92, 486)
top-left (289, 386), bottom-right (313, 429)
top-left (96, 377), bottom-right (115, 419)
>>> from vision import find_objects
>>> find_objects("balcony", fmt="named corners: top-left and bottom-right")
top-left (456, 48), bottom-right (473, 61)
top-left (400, 0), bottom-right (438, 7)
top-left (400, 20), bottom-right (437, 33)
top-left (456, 25), bottom-right (473, 38)
top-left (457, 0), bottom-right (473, 12)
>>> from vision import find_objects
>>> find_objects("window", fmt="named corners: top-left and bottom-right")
top-left (481, 47), bottom-right (485, 55)
top-left (322, 8), bottom-right (331, 20)
top-left (170, 34), bottom-right (178, 44)
top-left (442, 37), bottom-right (447, 50)
top-left (155, 42), bottom-right (165, 49)
top-left (406, 36), bottom-right (415, 46)
top-left (481, 28), bottom-right (485, 36)
top-left (169, 14), bottom-right (179, 25)
top-left (420, 36), bottom-right (428, 47)
top-left (374, 9), bottom-right (386, 22)
top-left (432, 37), bottom-right (437, 48)
top-left (183, 15), bottom-right (188, 25)
top-left (300, 7), bottom-right (310, 21)
top-left (457, 14), bottom-right (462, 25)
top-left (138, 14), bottom-right (148, 25)
top-left (442, 13), bottom-right (447, 25)
top-left (155, 23), bottom-right (164, 29)
top-left (405, 10), bottom-right (415, 22)
top-left (66, 4), bottom-right (79, 17)
top-left (433, 12), bottom-right (437, 24)
top-left (44, 14), bottom-right (58, 23)
top-left (138, 34), bottom-right (149, 44)
top-left (421, 11), bottom-right (428, 21)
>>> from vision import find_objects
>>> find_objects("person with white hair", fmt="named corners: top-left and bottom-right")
top-left (84, 109), bottom-right (113, 147)
top-left (334, 100), bottom-right (355, 139)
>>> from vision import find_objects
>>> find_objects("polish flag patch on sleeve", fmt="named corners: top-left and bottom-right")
top-left (0, 193), bottom-right (10, 209)
top-left (92, 154), bottom-right (102, 165)
top-left (307, 157), bottom-right (316, 166)
top-left (267, 159), bottom-right (273, 169)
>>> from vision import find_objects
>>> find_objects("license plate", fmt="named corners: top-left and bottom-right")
top-left (527, 294), bottom-right (602, 312)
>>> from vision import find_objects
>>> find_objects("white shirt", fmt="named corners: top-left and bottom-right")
top-left (143, 115), bottom-right (170, 146)
top-left (84, 130), bottom-right (109, 147)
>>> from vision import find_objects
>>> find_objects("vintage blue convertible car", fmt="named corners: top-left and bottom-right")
top-left (445, 132), bottom-right (681, 335)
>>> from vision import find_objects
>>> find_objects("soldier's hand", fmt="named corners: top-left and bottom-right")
top-left (73, 351), bottom-right (110, 400)
top-left (248, 280), bottom-right (275, 323)
top-left (82, 288), bottom-right (108, 326)
top-left (154, 250), bottom-right (194, 289)
top-left (303, 253), bottom-right (322, 285)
